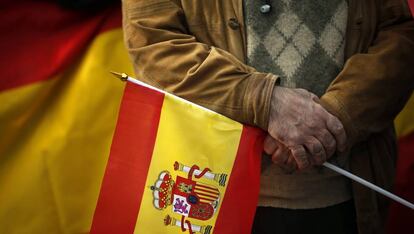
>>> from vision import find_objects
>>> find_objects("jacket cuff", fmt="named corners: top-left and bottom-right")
top-left (320, 92), bottom-right (359, 148)
top-left (243, 72), bottom-right (279, 130)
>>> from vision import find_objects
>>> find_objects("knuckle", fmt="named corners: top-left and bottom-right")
top-left (315, 104), bottom-right (327, 115)
top-left (308, 119), bottom-right (319, 129)
top-left (291, 145), bottom-right (305, 155)
top-left (320, 130), bottom-right (331, 139)
top-left (305, 139), bottom-right (322, 154)
top-left (334, 123), bottom-right (344, 133)
top-left (327, 140), bottom-right (336, 150)
top-left (286, 133), bottom-right (303, 146)
top-left (320, 134), bottom-right (335, 149)
top-left (310, 95), bottom-right (320, 104)
top-left (290, 147), bottom-right (309, 168)
top-left (276, 134), bottom-right (287, 143)
top-left (312, 142), bottom-right (323, 153)
top-left (328, 117), bottom-right (342, 131)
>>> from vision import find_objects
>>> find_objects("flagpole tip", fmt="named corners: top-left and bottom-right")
top-left (110, 71), bottom-right (128, 81)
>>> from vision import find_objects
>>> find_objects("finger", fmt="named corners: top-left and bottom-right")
top-left (310, 93), bottom-right (320, 103)
top-left (273, 154), bottom-right (295, 173)
top-left (325, 115), bottom-right (347, 152)
top-left (314, 129), bottom-right (336, 159)
top-left (303, 137), bottom-right (326, 165)
top-left (289, 145), bottom-right (310, 170)
top-left (285, 155), bottom-right (298, 172)
top-left (271, 146), bottom-right (289, 165)
top-left (264, 135), bottom-right (278, 155)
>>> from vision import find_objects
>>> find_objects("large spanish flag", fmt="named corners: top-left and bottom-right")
top-left (91, 78), bottom-right (264, 233)
top-left (0, 2), bottom-right (133, 233)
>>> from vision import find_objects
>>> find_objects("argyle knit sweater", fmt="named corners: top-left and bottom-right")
top-left (244, 0), bottom-right (352, 209)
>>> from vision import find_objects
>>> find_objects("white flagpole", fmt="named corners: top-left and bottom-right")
top-left (110, 71), bottom-right (218, 114)
top-left (323, 162), bottom-right (414, 209)
top-left (110, 71), bottom-right (414, 210)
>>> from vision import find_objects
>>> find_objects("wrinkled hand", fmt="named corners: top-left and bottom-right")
top-left (267, 86), bottom-right (347, 170)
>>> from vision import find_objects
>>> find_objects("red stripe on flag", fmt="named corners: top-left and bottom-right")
top-left (214, 126), bottom-right (265, 234)
top-left (387, 132), bottom-right (414, 234)
top-left (0, 2), bottom-right (121, 92)
top-left (409, 0), bottom-right (414, 17)
top-left (91, 82), bottom-right (164, 233)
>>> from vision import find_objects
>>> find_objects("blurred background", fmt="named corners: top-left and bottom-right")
top-left (0, 0), bottom-right (412, 233)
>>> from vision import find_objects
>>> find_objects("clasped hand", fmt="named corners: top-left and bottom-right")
top-left (266, 86), bottom-right (347, 171)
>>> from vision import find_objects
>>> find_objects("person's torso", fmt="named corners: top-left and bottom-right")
top-left (178, 0), bottom-right (378, 63)
top-left (244, 0), bottom-right (348, 96)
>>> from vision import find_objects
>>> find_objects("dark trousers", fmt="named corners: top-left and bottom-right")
top-left (251, 200), bottom-right (358, 234)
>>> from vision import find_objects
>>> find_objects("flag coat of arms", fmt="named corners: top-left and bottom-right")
top-left (90, 77), bottom-right (265, 234)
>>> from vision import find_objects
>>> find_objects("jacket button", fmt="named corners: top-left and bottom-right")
top-left (260, 4), bottom-right (271, 13)
top-left (228, 18), bottom-right (240, 30)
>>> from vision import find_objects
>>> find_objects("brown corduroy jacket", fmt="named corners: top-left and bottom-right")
top-left (122, 0), bottom-right (414, 233)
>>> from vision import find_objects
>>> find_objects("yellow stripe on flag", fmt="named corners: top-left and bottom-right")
top-left (395, 93), bottom-right (414, 138)
top-left (134, 93), bottom-right (244, 233)
top-left (0, 29), bottom-right (134, 233)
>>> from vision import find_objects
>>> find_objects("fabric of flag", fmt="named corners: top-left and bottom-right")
top-left (90, 80), bottom-right (264, 233)
top-left (408, 0), bottom-right (414, 18)
top-left (386, 2), bottom-right (414, 231)
top-left (0, 2), bottom-right (134, 233)
top-left (387, 92), bottom-right (414, 233)
top-left (0, 1), bottom-right (414, 233)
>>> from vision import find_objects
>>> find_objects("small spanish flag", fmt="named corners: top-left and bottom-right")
top-left (90, 77), bottom-right (265, 234)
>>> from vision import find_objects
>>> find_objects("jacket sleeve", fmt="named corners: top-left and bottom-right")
top-left (122, 0), bottom-right (278, 130)
top-left (320, 0), bottom-right (414, 147)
